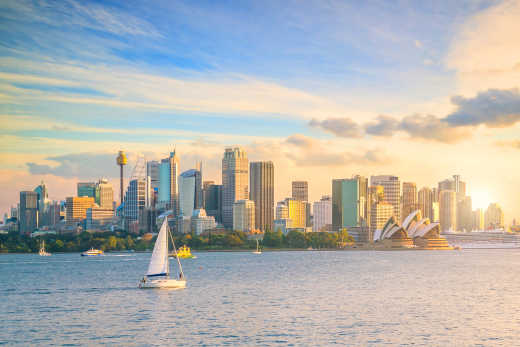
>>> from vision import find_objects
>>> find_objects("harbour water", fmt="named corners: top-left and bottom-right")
top-left (2, 250), bottom-right (520, 346)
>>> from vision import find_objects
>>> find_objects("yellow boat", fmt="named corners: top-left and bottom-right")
top-left (170, 245), bottom-right (196, 259)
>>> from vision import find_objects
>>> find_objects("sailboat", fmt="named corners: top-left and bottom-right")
top-left (39, 240), bottom-right (51, 256)
top-left (253, 239), bottom-right (262, 254)
top-left (139, 219), bottom-right (186, 289)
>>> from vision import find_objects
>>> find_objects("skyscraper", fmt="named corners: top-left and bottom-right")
top-left (472, 208), bottom-right (484, 230)
top-left (291, 181), bottom-right (308, 202)
top-left (232, 199), bottom-right (255, 232)
top-left (95, 178), bottom-right (114, 209)
top-left (457, 196), bottom-right (472, 231)
top-left (123, 178), bottom-right (148, 225)
top-left (418, 187), bottom-right (433, 220)
top-left (370, 175), bottom-right (400, 222)
top-left (19, 191), bottom-right (38, 234)
top-left (34, 180), bottom-right (49, 226)
top-left (249, 161), bottom-right (274, 232)
top-left (146, 160), bottom-right (160, 191)
top-left (402, 182), bottom-right (417, 222)
top-left (285, 198), bottom-right (306, 229)
top-left (439, 190), bottom-right (457, 232)
top-left (485, 203), bottom-right (504, 229)
top-left (158, 150), bottom-right (180, 213)
top-left (66, 196), bottom-right (95, 226)
top-left (370, 202), bottom-right (394, 231)
top-left (178, 169), bottom-right (197, 217)
top-left (332, 176), bottom-right (369, 231)
top-left (313, 195), bottom-right (332, 233)
top-left (222, 147), bottom-right (248, 229)
top-left (77, 182), bottom-right (96, 197)
top-left (204, 183), bottom-right (222, 224)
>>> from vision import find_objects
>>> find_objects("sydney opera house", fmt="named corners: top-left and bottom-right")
top-left (373, 210), bottom-right (453, 250)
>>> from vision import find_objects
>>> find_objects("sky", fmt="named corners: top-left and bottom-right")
top-left (1, 0), bottom-right (520, 222)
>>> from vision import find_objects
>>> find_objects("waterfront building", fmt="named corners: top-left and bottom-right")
top-left (370, 175), bottom-right (400, 222)
top-left (472, 208), bottom-right (484, 230)
top-left (179, 169), bottom-right (197, 218)
top-left (123, 178), bottom-right (148, 225)
top-left (158, 150), bottom-right (180, 213)
top-left (285, 198), bottom-right (306, 229)
top-left (313, 195), bottom-right (332, 233)
top-left (232, 199), bottom-right (255, 232)
top-left (95, 178), bottom-right (114, 209)
top-left (276, 201), bottom-right (289, 219)
top-left (370, 201), bottom-right (394, 232)
top-left (292, 181), bottom-right (308, 202)
top-left (273, 218), bottom-right (290, 234)
top-left (222, 147), bottom-right (249, 229)
top-left (432, 202), bottom-right (440, 222)
top-left (66, 196), bottom-right (95, 226)
top-left (249, 161), bottom-right (274, 232)
top-left (418, 187), bottom-right (433, 220)
top-left (332, 176), bottom-right (369, 231)
top-left (191, 209), bottom-right (216, 235)
top-left (204, 183), bottom-right (222, 224)
top-left (439, 190), bottom-right (457, 232)
top-left (457, 196), bottom-right (473, 232)
top-left (19, 191), bottom-right (39, 234)
top-left (485, 203), bottom-right (504, 229)
top-left (402, 182), bottom-right (417, 222)
top-left (86, 207), bottom-right (114, 231)
top-left (77, 182), bottom-right (96, 197)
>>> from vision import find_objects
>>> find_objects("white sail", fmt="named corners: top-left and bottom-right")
top-left (146, 219), bottom-right (169, 277)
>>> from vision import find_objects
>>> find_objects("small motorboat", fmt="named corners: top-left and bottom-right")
top-left (39, 240), bottom-right (51, 256)
top-left (81, 248), bottom-right (104, 256)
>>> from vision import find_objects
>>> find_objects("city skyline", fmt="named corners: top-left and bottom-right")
top-left (2, 0), bottom-right (520, 222)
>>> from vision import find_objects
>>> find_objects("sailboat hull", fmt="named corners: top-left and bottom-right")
top-left (139, 278), bottom-right (186, 289)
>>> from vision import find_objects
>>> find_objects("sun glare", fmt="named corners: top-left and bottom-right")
top-left (471, 190), bottom-right (492, 209)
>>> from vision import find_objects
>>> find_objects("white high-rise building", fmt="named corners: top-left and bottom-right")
top-left (222, 147), bottom-right (248, 229)
top-left (233, 199), bottom-right (255, 232)
top-left (178, 169), bottom-right (197, 218)
top-left (313, 195), bottom-right (332, 232)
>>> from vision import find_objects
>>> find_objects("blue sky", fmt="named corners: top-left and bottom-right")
top-left (1, 0), bottom-right (520, 221)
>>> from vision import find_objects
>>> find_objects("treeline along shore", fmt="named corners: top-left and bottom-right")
top-left (0, 229), bottom-right (354, 253)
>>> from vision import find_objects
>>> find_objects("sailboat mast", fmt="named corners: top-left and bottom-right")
top-left (168, 230), bottom-right (185, 279)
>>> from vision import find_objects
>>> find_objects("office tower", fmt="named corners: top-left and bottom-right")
top-left (418, 187), bottom-right (433, 220)
top-left (233, 199), bottom-right (255, 232)
top-left (276, 201), bottom-right (289, 219)
top-left (432, 202), bottom-right (440, 222)
top-left (48, 201), bottom-right (61, 226)
top-left (19, 191), bottom-right (38, 234)
top-left (66, 196), bottom-right (95, 226)
top-left (457, 196), bottom-right (473, 231)
top-left (86, 207), bottom-right (114, 231)
top-left (472, 208), bottom-right (484, 230)
top-left (402, 182), bottom-right (417, 222)
top-left (370, 175), bottom-right (400, 222)
top-left (313, 195), bottom-right (332, 233)
top-left (178, 169), bottom-right (197, 217)
top-left (485, 203), bottom-right (504, 229)
top-left (332, 176), bottom-right (369, 231)
top-left (77, 182), bottom-right (96, 198)
top-left (285, 198), bottom-right (306, 229)
top-left (292, 181), bottom-right (308, 202)
top-left (439, 190), bottom-right (457, 232)
top-left (34, 180), bottom-right (49, 226)
top-left (123, 178), bottom-right (147, 225)
top-left (194, 162), bottom-right (203, 210)
top-left (370, 202), bottom-right (394, 231)
top-left (438, 175), bottom-right (466, 202)
top-left (191, 209), bottom-right (216, 235)
top-left (95, 178), bottom-right (114, 209)
top-left (204, 184), bottom-right (222, 224)
top-left (203, 180), bottom-right (215, 209)
top-left (146, 160), bottom-right (160, 191)
top-left (249, 161), bottom-right (274, 232)
top-left (159, 150), bottom-right (180, 213)
top-left (222, 147), bottom-right (248, 229)
top-left (10, 206), bottom-right (18, 219)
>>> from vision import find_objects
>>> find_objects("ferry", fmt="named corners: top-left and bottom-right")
top-left (170, 245), bottom-right (196, 259)
top-left (81, 248), bottom-right (104, 256)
